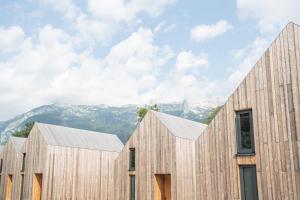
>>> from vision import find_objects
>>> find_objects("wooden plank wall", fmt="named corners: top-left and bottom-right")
top-left (113, 111), bottom-right (197, 200)
top-left (42, 146), bottom-right (118, 199)
top-left (22, 125), bottom-right (119, 199)
top-left (0, 139), bottom-right (23, 200)
top-left (21, 125), bottom-right (48, 200)
top-left (195, 22), bottom-right (300, 200)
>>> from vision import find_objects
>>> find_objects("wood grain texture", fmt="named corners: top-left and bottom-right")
top-left (0, 22), bottom-right (299, 200)
top-left (0, 139), bottom-right (24, 200)
top-left (20, 124), bottom-right (119, 200)
top-left (113, 111), bottom-right (197, 200)
top-left (195, 22), bottom-right (300, 200)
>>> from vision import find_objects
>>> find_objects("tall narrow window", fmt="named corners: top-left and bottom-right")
top-left (129, 148), bottom-right (135, 171)
top-left (236, 110), bottom-right (255, 154)
top-left (20, 175), bottom-right (25, 200)
top-left (240, 165), bottom-right (258, 200)
top-left (0, 159), bottom-right (3, 173)
top-left (130, 175), bottom-right (135, 200)
top-left (21, 153), bottom-right (26, 172)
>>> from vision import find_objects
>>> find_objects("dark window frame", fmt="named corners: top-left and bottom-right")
top-left (239, 165), bottom-right (259, 200)
top-left (130, 175), bottom-right (135, 200)
top-left (236, 109), bottom-right (255, 155)
top-left (20, 174), bottom-right (25, 199)
top-left (129, 148), bottom-right (135, 171)
top-left (0, 159), bottom-right (3, 173)
top-left (21, 153), bottom-right (26, 172)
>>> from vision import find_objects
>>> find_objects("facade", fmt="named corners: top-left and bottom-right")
top-left (113, 110), bottom-right (207, 200)
top-left (195, 22), bottom-right (300, 199)
top-left (21, 123), bottom-right (123, 200)
top-left (0, 137), bottom-right (26, 200)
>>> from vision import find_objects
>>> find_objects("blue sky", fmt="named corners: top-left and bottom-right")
top-left (0, 0), bottom-right (299, 120)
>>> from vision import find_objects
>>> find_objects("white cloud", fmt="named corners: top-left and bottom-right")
top-left (0, 23), bottom-right (224, 121)
top-left (175, 51), bottom-right (208, 72)
top-left (154, 21), bottom-right (176, 33)
top-left (191, 20), bottom-right (232, 42)
top-left (229, 37), bottom-right (269, 85)
top-left (38, 0), bottom-right (79, 19)
top-left (88, 0), bottom-right (175, 22)
top-left (145, 50), bottom-right (225, 107)
top-left (0, 26), bottom-right (26, 53)
top-left (74, 13), bottom-right (118, 45)
top-left (0, 26), bottom-right (176, 120)
top-left (36, 0), bottom-right (174, 45)
top-left (237, 0), bottom-right (300, 32)
top-left (103, 27), bottom-right (174, 77)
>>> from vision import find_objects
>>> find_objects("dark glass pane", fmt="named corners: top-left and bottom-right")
top-left (0, 159), bottom-right (2, 173)
top-left (20, 175), bottom-right (24, 199)
top-left (240, 114), bottom-right (251, 149)
top-left (130, 176), bottom-right (135, 200)
top-left (21, 153), bottom-right (26, 172)
top-left (129, 148), bottom-right (135, 171)
top-left (237, 110), bottom-right (254, 154)
top-left (240, 166), bottom-right (258, 200)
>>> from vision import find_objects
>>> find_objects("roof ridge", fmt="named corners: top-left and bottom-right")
top-left (36, 122), bottom-right (118, 137)
top-left (35, 123), bottom-right (124, 152)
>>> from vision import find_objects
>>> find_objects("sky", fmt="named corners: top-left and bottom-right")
top-left (0, 0), bottom-right (299, 121)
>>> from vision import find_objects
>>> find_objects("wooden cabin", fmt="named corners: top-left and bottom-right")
top-left (0, 137), bottom-right (26, 200)
top-left (113, 110), bottom-right (207, 200)
top-left (0, 144), bottom-right (3, 189)
top-left (21, 122), bottom-right (123, 200)
top-left (195, 22), bottom-right (300, 199)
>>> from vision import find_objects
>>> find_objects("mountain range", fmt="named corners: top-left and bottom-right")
top-left (0, 102), bottom-right (215, 144)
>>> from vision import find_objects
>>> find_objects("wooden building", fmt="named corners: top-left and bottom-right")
top-left (0, 136), bottom-right (26, 200)
top-left (195, 22), bottom-right (300, 199)
top-left (0, 145), bottom-right (3, 159)
top-left (21, 122), bottom-right (123, 200)
top-left (113, 110), bottom-right (207, 200)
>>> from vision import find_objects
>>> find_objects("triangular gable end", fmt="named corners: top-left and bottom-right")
top-left (9, 136), bottom-right (26, 153)
top-left (150, 110), bottom-right (207, 140)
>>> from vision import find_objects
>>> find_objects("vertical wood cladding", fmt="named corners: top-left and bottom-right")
top-left (0, 138), bottom-right (25, 200)
top-left (113, 111), bottom-right (198, 200)
top-left (21, 125), bottom-right (119, 199)
top-left (195, 22), bottom-right (300, 200)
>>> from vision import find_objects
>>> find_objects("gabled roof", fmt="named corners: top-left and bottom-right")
top-left (151, 111), bottom-right (207, 140)
top-left (10, 136), bottom-right (26, 153)
top-left (36, 123), bottom-right (124, 152)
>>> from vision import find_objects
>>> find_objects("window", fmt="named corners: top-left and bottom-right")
top-left (21, 153), bottom-right (26, 172)
top-left (20, 175), bottom-right (25, 200)
top-left (0, 159), bottom-right (3, 173)
top-left (236, 110), bottom-right (255, 154)
top-left (239, 165), bottom-right (258, 200)
top-left (130, 175), bottom-right (135, 200)
top-left (129, 148), bottom-right (135, 171)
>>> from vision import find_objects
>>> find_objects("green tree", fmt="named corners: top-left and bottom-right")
top-left (137, 104), bottom-right (160, 122)
top-left (202, 106), bottom-right (223, 125)
top-left (12, 122), bottom-right (34, 138)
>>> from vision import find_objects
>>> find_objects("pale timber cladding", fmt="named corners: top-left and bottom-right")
top-left (195, 22), bottom-right (300, 199)
top-left (113, 111), bottom-right (207, 200)
top-left (0, 137), bottom-right (26, 200)
top-left (21, 123), bottom-right (123, 200)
